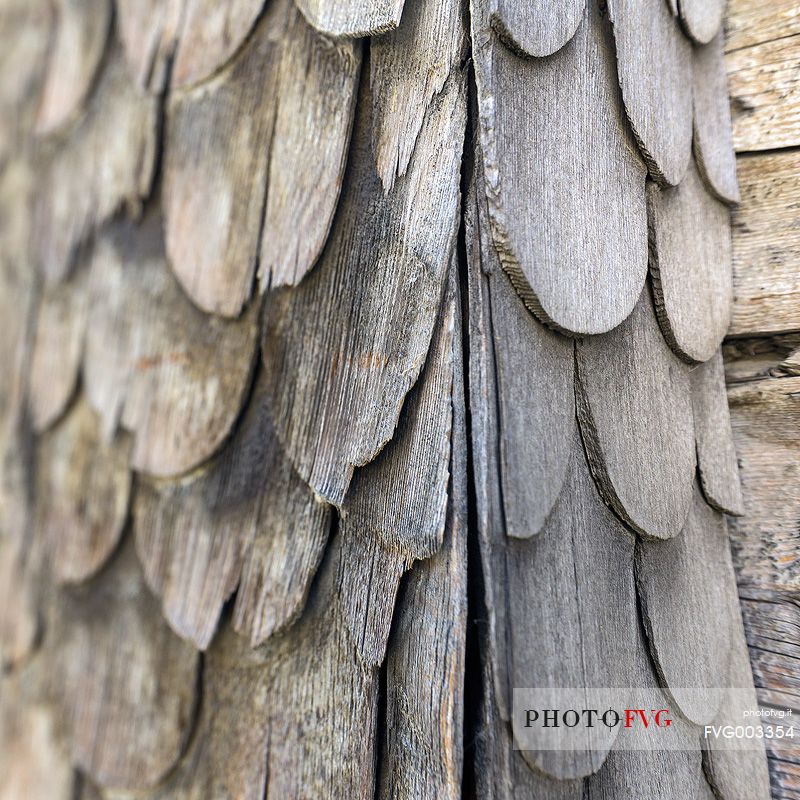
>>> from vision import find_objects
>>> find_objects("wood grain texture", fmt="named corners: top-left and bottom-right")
top-left (636, 488), bottom-right (735, 725)
top-left (379, 279), bottom-right (466, 800)
top-left (585, 624), bottom-right (703, 800)
top-left (163, 3), bottom-right (285, 317)
top-left (118, 0), bottom-right (268, 92)
top-left (729, 151), bottom-right (800, 336)
top-left (149, 539), bottom-right (378, 800)
top-left (0, 536), bottom-right (39, 670)
top-left (338, 275), bottom-right (454, 665)
top-left (135, 370), bottom-right (330, 650)
top-left (647, 160), bottom-right (734, 365)
top-left (258, 6), bottom-right (360, 289)
top-left (488, 0), bottom-right (584, 58)
top-left (104, 551), bottom-right (376, 800)
top-left (489, 265), bottom-right (575, 539)
top-left (34, 47), bottom-right (158, 287)
top-left (723, 334), bottom-right (800, 384)
top-left (51, 540), bottom-right (199, 791)
top-left (261, 61), bottom-right (464, 506)
top-left (472, 0), bottom-right (648, 335)
top-left (727, 377), bottom-right (800, 594)
top-left (129, 623), bottom-right (277, 799)
top-left (465, 170), bottom-right (513, 722)
top-left (28, 269), bottom-right (87, 432)
top-left (739, 591), bottom-right (800, 800)
top-left (474, 626), bottom-right (584, 800)
top-left (701, 602), bottom-right (772, 800)
top-left (725, 0), bottom-right (800, 53)
top-left (0, 680), bottom-right (75, 800)
top-left (727, 33), bottom-right (800, 152)
top-left (693, 34), bottom-right (740, 205)
top-left (171, 0), bottom-right (267, 88)
top-left (0, 257), bottom-right (36, 552)
top-left (508, 439), bottom-right (639, 779)
top-left (295, 0), bottom-right (405, 37)
top-left (740, 591), bottom-right (800, 711)
top-left (116, 0), bottom-right (183, 92)
top-left (380, 511), bottom-right (465, 800)
top-left (0, 0), bottom-right (51, 162)
top-left (36, 398), bottom-right (131, 586)
top-left (370, 0), bottom-right (465, 192)
top-left (34, 0), bottom-right (110, 135)
top-left (576, 288), bottom-right (696, 540)
top-left (608, 0), bottom-right (693, 186)
top-left (166, 1), bottom-right (359, 313)
top-left (83, 210), bottom-right (259, 477)
top-left (690, 351), bottom-right (744, 516)
top-left (588, 752), bottom-right (702, 800)
top-left (336, 531), bottom-right (408, 667)
top-left (257, 540), bottom-right (378, 800)
top-left (677, 0), bottom-right (724, 45)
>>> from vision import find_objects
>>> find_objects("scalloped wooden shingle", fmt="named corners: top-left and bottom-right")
top-left (134, 371), bottom-right (330, 650)
top-left (576, 287), bottom-right (696, 540)
top-left (51, 540), bottom-right (199, 791)
top-left (472, 0), bottom-right (648, 335)
top-left (337, 270), bottom-right (455, 665)
top-left (380, 278), bottom-right (467, 800)
top-left (508, 439), bottom-right (638, 779)
top-left (34, 47), bottom-right (158, 286)
top-left (34, 0), bottom-right (110, 135)
top-left (28, 268), bottom-right (87, 432)
top-left (36, 397), bottom-right (131, 586)
top-left (608, 0), bottom-right (693, 186)
top-left (171, 0), bottom-right (268, 89)
top-left (295, 0), bottom-right (405, 37)
top-left (258, 6), bottom-right (360, 289)
top-left (678, 0), bottom-right (725, 45)
top-left (690, 350), bottom-right (745, 517)
top-left (84, 209), bottom-right (259, 478)
top-left (488, 0), bottom-right (584, 58)
top-left (116, 0), bottom-right (183, 93)
top-left (370, 0), bottom-right (465, 191)
top-left (647, 159), bottom-right (734, 365)
top-left (489, 265), bottom-right (575, 539)
top-left (693, 33), bottom-right (740, 205)
top-left (146, 541), bottom-right (379, 800)
top-left (165, 0), bottom-right (360, 315)
top-left (635, 487), bottom-right (735, 725)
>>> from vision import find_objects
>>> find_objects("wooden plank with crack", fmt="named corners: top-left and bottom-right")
top-left (738, 591), bottom-right (800, 797)
top-left (725, 0), bottom-right (800, 54)
top-left (260, 51), bottom-right (464, 507)
top-left (726, 31), bottom-right (800, 152)
top-left (335, 269), bottom-right (455, 667)
top-left (726, 376), bottom-right (800, 596)
top-left (729, 151), bottom-right (800, 337)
